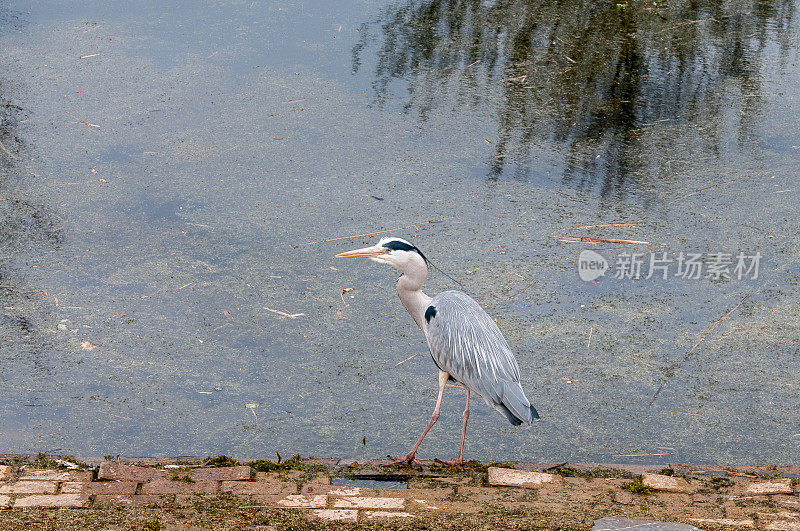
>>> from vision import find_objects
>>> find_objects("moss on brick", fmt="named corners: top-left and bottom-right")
top-left (202, 455), bottom-right (240, 468)
top-left (621, 478), bottom-right (652, 495)
top-left (249, 454), bottom-right (306, 472)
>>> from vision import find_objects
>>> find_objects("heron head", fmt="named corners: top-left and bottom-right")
top-left (336, 237), bottom-right (428, 273)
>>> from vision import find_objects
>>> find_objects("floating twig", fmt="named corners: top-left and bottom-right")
top-left (263, 306), bottom-right (304, 319)
top-left (394, 352), bottom-right (420, 367)
top-left (571, 222), bottom-right (639, 229)
top-left (587, 327), bottom-right (593, 349)
top-left (306, 218), bottom-right (450, 245)
top-left (614, 452), bottom-right (672, 457)
top-left (74, 118), bottom-right (100, 128)
top-left (510, 279), bottom-right (537, 299)
top-left (675, 177), bottom-right (744, 201)
top-left (176, 281), bottom-right (195, 290)
top-left (632, 351), bottom-right (654, 367)
top-left (100, 410), bottom-right (132, 421)
top-left (727, 471), bottom-right (757, 478)
top-left (0, 138), bottom-right (15, 159)
top-left (653, 17), bottom-right (717, 35)
top-left (650, 293), bottom-right (751, 406)
top-left (79, 53), bottom-right (100, 59)
top-left (688, 293), bottom-right (752, 353)
top-left (558, 236), bottom-right (651, 245)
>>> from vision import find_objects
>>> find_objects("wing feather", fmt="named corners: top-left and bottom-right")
top-left (424, 290), bottom-right (535, 423)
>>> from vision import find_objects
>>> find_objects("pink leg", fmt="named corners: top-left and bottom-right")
top-left (435, 389), bottom-right (470, 467)
top-left (457, 389), bottom-right (470, 462)
top-left (383, 371), bottom-right (449, 468)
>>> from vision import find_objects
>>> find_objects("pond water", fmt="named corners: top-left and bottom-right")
top-left (1, 0), bottom-right (798, 465)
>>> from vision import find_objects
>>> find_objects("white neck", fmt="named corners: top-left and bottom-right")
top-left (396, 265), bottom-right (432, 331)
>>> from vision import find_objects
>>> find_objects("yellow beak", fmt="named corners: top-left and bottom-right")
top-left (335, 245), bottom-right (388, 259)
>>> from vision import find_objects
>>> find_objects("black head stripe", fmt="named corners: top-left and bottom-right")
top-left (381, 240), bottom-right (428, 264)
top-left (381, 240), bottom-right (416, 252)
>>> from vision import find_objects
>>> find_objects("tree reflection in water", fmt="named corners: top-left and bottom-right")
top-left (1, 85), bottom-right (60, 350)
top-left (353, 0), bottom-right (796, 198)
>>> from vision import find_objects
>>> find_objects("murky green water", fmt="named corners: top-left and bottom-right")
top-left (1, 0), bottom-right (798, 464)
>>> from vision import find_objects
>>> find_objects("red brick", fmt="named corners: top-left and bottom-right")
top-left (116, 457), bottom-right (203, 466)
top-left (98, 462), bottom-right (168, 482)
top-left (313, 509), bottom-right (358, 522)
top-left (456, 486), bottom-right (530, 504)
top-left (278, 494), bottom-right (328, 508)
top-left (246, 494), bottom-right (295, 505)
top-left (0, 465), bottom-right (12, 481)
top-left (254, 471), bottom-right (283, 482)
top-left (93, 494), bottom-right (172, 507)
top-left (301, 484), bottom-right (342, 495)
top-left (141, 479), bottom-right (218, 495)
top-left (300, 485), bottom-right (379, 496)
top-left (363, 510), bottom-right (415, 520)
top-left (642, 473), bottom-right (693, 493)
top-left (13, 494), bottom-right (89, 507)
top-left (332, 496), bottom-right (405, 509)
top-left (19, 469), bottom-right (92, 482)
top-left (746, 479), bottom-right (794, 495)
top-left (306, 474), bottom-right (331, 486)
top-left (175, 492), bottom-right (219, 505)
top-left (385, 488), bottom-right (453, 503)
top-left (220, 480), bottom-right (296, 496)
top-left (186, 466), bottom-right (251, 481)
top-left (487, 467), bottom-right (555, 488)
top-left (61, 481), bottom-right (137, 496)
top-left (60, 481), bottom-right (85, 494)
top-left (0, 481), bottom-right (57, 494)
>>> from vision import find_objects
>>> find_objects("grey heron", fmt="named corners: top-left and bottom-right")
top-left (336, 237), bottom-right (539, 466)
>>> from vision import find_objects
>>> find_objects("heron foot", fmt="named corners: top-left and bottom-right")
top-left (381, 454), bottom-right (422, 469)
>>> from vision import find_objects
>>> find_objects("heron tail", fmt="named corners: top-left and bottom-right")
top-left (496, 380), bottom-right (539, 425)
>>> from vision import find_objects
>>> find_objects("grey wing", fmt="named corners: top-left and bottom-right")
top-left (424, 290), bottom-right (539, 425)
